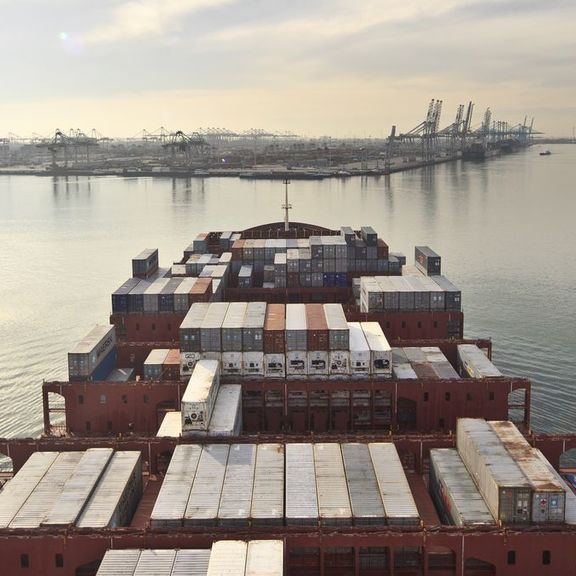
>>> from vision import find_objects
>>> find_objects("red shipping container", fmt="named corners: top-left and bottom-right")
top-left (162, 348), bottom-right (181, 380)
top-left (377, 238), bottom-right (389, 259)
top-left (264, 303), bottom-right (286, 354)
top-left (305, 303), bottom-right (329, 351)
top-left (189, 277), bottom-right (212, 303)
top-left (231, 239), bottom-right (245, 261)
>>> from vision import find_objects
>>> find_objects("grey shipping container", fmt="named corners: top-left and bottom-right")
top-left (200, 302), bottom-right (229, 352)
top-left (243, 302), bottom-right (267, 352)
top-left (143, 278), bottom-right (171, 313)
top-left (429, 448), bottom-right (495, 526)
top-left (415, 246), bottom-right (441, 275)
top-left (68, 325), bottom-right (116, 380)
top-left (222, 302), bottom-right (247, 352)
top-left (180, 303), bottom-right (211, 353)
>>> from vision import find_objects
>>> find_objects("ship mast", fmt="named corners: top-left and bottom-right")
top-left (282, 178), bottom-right (291, 232)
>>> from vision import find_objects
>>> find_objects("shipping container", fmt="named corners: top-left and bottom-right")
top-left (208, 385), bottom-right (242, 437)
top-left (242, 351), bottom-right (264, 377)
top-left (314, 443), bottom-right (352, 526)
top-left (264, 353), bottom-right (285, 378)
top-left (180, 303), bottom-right (211, 353)
top-left (132, 248), bottom-right (159, 279)
top-left (431, 275), bottom-right (461, 310)
top-left (143, 278), bottom-right (170, 313)
top-left (305, 304), bottom-right (329, 351)
top-left (217, 443), bottom-right (256, 527)
top-left (329, 350), bottom-right (350, 377)
top-left (342, 443), bottom-right (386, 525)
top-left (348, 323), bottom-right (370, 377)
top-left (287, 350), bottom-right (307, 378)
top-left (534, 449), bottom-right (576, 525)
top-left (368, 443), bottom-right (420, 526)
top-left (180, 351), bottom-right (202, 378)
top-left (285, 443), bottom-right (318, 526)
top-left (307, 351), bottom-right (329, 377)
top-left (68, 325), bottom-right (116, 380)
top-left (264, 304), bottom-right (286, 354)
top-left (415, 246), bottom-right (441, 276)
top-left (222, 302), bottom-right (247, 352)
top-left (172, 550), bottom-right (211, 576)
top-left (457, 344), bottom-right (502, 378)
top-left (173, 278), bottom-right (198, 312)
top-left (158, 277), bottom-right (183, 313)
top-left (184, 444), bottom-right (230, 527)
top-left (105, 367), bottom-right (135, 382)
top-left (112, 278), bottom-right (142, 314)
top-left (156, 411), bottom-right (181, 438)
top-left (207, 541), bottom-right (247, 576)
top-left (360, 322), bottom-right (392, 377)
top-left (243, 302), bottom-right (267, 352)
top-left (429, 448), bottom-right (495, 526)
top-left (76, 451), bottom-right (142, 528)
top-left (41, 448), bottom-right (114, 527)
top-left (246, 541), bottom-right (283, 576)
top-left (489, 420), bottom-right (566, 523)
top-left (323, 303), bottom-right (349, 350)
top-left (200, 302), bottom-right (229, 352)
top-left (142, 349), bottom-right (170, 380)
top-left (286, 304), bottom-right (307, 351)
top-left (95, 549), bottom-right (142, 576)
top-left (181, 360), bottom-right (221, 432)
top-left (9, 452), bottom-right (82, 529)
top-left (150, 445), bottom-right (203, 528)
top-left (456, 418), bottom-right (532, 524)
top-left (221, 352), bottom-right (243, 376)
top-left (250, 444), bottom-right (284, 526)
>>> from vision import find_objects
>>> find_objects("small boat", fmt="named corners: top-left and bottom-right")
top-left (539, 150), bottom-right (551, 156)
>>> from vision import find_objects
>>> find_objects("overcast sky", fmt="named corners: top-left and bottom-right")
top-left (1, 0), bottom-right (574, 138)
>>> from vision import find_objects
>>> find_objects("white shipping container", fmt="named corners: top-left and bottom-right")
top-left (207, 541), bottom-right (247, 576)
top-left (0, 452), bottom-right (60, 528)
top-left (348, 323), bottom-right (370, 377)
top-left (285, 444), bottom-right (318, 526)
top-left (184, 445), bottom-right (230, 527)
top-left (307, 351), bottom-right (329, 376)
top-left (95, 550), bottom-right (142, 576)
top-left (208, 385), bottom-right (242, 437)
top-left (181, 360), bottom-right (220, 431)
top-left (264, 353), bottom-right (285, 378)
top-left (156, 412), bottom-right (181, 437)
top-left (246, 541), bottom-right (284, 576)
top-left (360, 322), bottom-right (392, 376)
top-left (286, 350), bottom-right (307, 377)
top-left (172, 550), bottom-right (211, 576)
top-left (242, 351), bottom-right (264, 376)
top-left (221, 352), bottom-right (243, 376)
top-left (329, 350), bottom-right (350, 377)
top-left (180, 351), bottom-right (202, 378)
top-left (251, 444), bottom-right (284, 526)
top-left (217, 443), bottom-right (256, 526)
top-left (150, 445), bottom-right (202, 528)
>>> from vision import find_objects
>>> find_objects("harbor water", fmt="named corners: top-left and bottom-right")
top-left (0, 145), bottom-right (575, 440)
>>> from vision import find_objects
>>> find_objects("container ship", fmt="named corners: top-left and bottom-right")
top-left (1, 219), bottom-right (575, 576)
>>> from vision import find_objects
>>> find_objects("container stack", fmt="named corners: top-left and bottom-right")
top-left (151, 442), bottom-right (420, 529)
top-left (488, 420), bottom-right (566, 523)
top-left (324, 303), bottom-right (350, 377)
top-left (132, 248), bottom-right (159, 279)
top-left (286, 304), bottom-right (308, 378)
top-left (263, 304), bottom-right (286, 378)
top-left (359, 272), bottom-right (461, 313)
top-left (0, 449), bottom-right (142, 530)
top-left (306, 304), bottom-right (329, 377)
top-left (200, 302), bottom-right (229, 362)
top-left (242, 302), bottom-right (266, 376)
top-left (68, 325), bottom-right (117, 381)
top-left (274, 253), bottom-right (287, 288)
top-left (221, 302), bottom-right (247, 376)
top-left (456, 418), bottom-right (535, 524)
top-left (143, 348), bottom-right (181, 380)
top-left (360, 322), bottom-right (392, 377)
top-left (179, 302), bottom-right (211, 376)
top-left (348, 322), bottom-right (370, 378)
top-left (392, 347), bottom-right (460, 380)
top-left (181, 359), bottom-right (221, 432)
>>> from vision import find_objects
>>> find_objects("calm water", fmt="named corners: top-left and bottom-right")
top-left (0, 145), bottom-right (575, 440)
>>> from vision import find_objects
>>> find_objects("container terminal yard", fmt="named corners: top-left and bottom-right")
top-left (1, 212), bottom-right (576, 576)
top-left (0, 100), bottom-right (537, 179)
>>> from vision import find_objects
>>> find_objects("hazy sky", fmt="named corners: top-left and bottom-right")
top-left (1, 0), bottom-right (575, 138)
